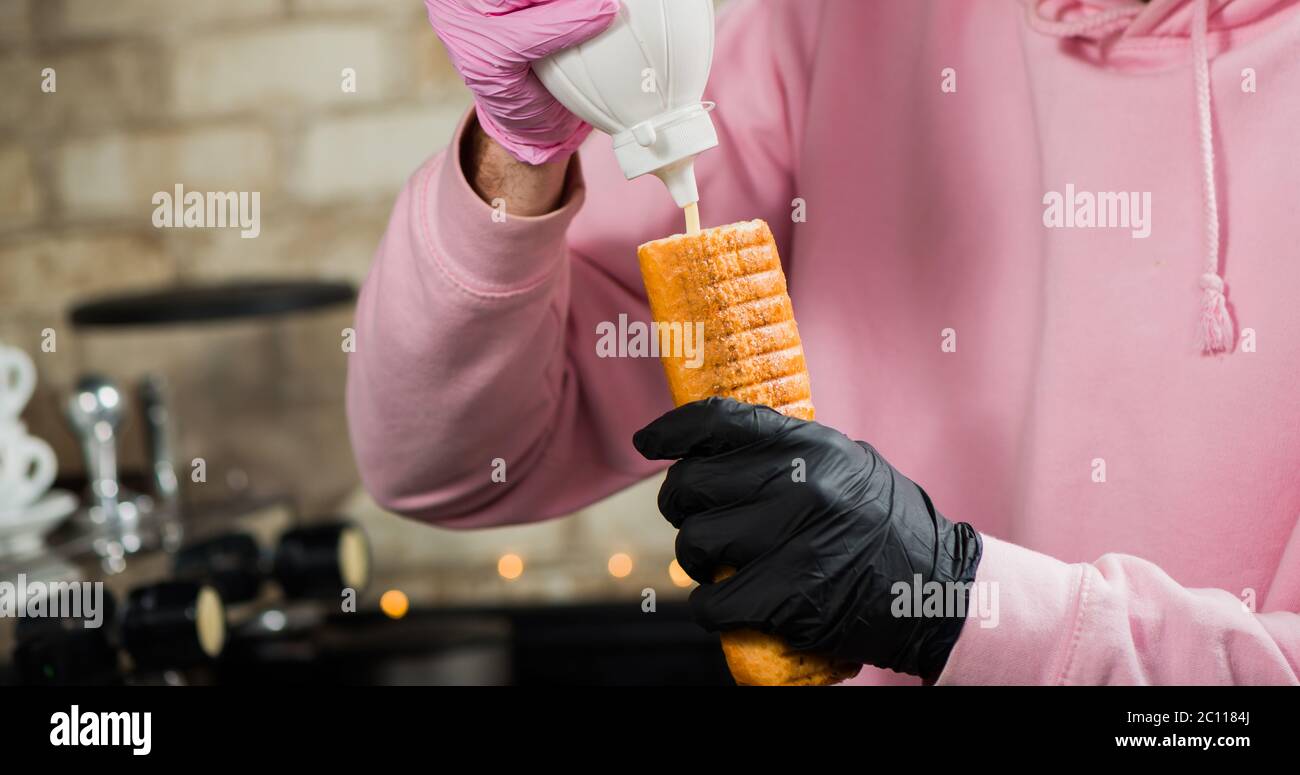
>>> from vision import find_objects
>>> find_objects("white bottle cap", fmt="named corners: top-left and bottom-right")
top-left (611, 102), bottom-right (717, 207)
top-left (533, 0), bottom-right (719, 208)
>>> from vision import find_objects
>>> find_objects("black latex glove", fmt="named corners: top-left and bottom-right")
top-left (633, 398), bottom-right (983, 681)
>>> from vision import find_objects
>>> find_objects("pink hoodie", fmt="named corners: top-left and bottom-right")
top-left (346, 0), bottom-right (1300, 685)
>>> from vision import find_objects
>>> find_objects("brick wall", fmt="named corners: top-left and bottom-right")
top-left (0, 0), bottom-right (469, 477)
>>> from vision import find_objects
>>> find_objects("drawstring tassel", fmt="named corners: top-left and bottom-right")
top-left (1197, 272), bottom-right (1233, 353)
top-left (1034, 0), bottom-right (1240, 355)
top-left (1191, 0), bottom-right (1235, 355)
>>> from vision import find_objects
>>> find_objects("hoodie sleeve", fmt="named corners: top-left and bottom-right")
top-left (345, 0), bottom-right (822, 527)
top-left (935, 535), bottom-right (1300, 685)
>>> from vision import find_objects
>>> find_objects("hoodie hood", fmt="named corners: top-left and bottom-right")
top-left (1032, 0), bottom-right (1296, 41)
top-left (1023, 0), bottom-right (1296, 353)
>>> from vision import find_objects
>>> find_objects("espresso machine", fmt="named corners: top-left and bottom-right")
top-left (2, 281), bottom-right (373, 685)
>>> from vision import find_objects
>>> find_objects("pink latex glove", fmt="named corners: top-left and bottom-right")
top-left (425, 0), bottom-right (619, 165)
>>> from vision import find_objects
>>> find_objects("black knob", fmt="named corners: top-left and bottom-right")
top-left (12, 589), bottom-right (120, 685)
top-left (173, 532), bottom-right (264, 603)
top-left (121, 581), bottom-right (225, 669)
top-left (273, 522), bottom-right (370, 600)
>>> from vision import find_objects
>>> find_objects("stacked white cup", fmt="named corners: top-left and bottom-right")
top-left (0, 345), bottom-right (58, 517)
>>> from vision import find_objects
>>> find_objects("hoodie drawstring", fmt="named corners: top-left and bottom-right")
top-left (1191, 0), bottom-right (1234, 353)
top-left (1028, 0), bottom-right (1235, 354)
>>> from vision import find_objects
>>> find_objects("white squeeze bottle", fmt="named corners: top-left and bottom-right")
top-left (533, 0), bottom-right (717, 234)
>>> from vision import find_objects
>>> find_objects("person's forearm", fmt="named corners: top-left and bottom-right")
top-left (347, 113), bottom-right (580, 525)
top-left (936, 536), bottom-right (1300, 685)
top-left (347, 111), bottom-right (671, 529)
top-left (461, 113), bottom-right (570, 217)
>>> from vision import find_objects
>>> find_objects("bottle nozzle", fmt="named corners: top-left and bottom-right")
top-left (654, 157), bottom-right (701, 209)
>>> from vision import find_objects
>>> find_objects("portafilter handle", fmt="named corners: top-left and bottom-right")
top-left (139, 374), bottom-right (180, 509)
top-left (140, 374), bottom-right (183, 550)
top-left (65, 375), bottom-right (124, 524)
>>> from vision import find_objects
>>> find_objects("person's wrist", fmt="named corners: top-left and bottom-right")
top-left (823, 444), bottom-right (983, 679)
top-left (459, 111), bottom-right (571, 217)
top-left (916, 522), bottom-right (982, 682)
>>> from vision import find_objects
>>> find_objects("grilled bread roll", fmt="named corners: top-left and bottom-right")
top-left (637, 219), bottom-right (860, 687)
